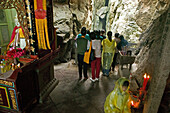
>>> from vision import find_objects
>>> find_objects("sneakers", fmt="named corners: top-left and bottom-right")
top-left (90, 78), bottom-right (99, 82)
top-left (95, 78), bottom-right (99, 81)
top-left (90, 78), bottom-right (96, 82)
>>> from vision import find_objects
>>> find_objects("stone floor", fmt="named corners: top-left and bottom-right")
top-left (29, 60), bottom-right (130, 113)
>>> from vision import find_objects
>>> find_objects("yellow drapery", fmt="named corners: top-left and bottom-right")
top-left (34, 0), bottom-right (51, 49)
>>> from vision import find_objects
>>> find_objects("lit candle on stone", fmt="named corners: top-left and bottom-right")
top-left (142, 73), bottom-right (150, 90)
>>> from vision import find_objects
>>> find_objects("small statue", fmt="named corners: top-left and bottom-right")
top-left (7, 15), bottom-right (26, 50)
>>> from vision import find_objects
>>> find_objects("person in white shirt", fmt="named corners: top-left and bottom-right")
top-left (90, 32), bottom-right (101, 82)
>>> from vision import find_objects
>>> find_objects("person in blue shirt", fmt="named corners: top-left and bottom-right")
top-left (77, 31), bottom-right (91, 41)
top-left (117, 35), bottom-right (128, 51)
top-left (94, 30), bottom-right (103, 41)
top-left (100, 29), bottom-right (106, 40)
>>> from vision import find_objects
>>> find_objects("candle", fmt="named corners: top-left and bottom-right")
top-left (12, 63), bottom-right (15, 70)
top-left (142, 73), bottom-right (147, 90)
top-left (131, 101), bottom-right (134, 106)
top-left (17, 63), bottom-right (20, 68)
top-left (142, 73), bottom-right (150, 90)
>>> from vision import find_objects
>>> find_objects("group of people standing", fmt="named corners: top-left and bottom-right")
top-left (75, 27), bottom-right (128, 82)
top-left (76, 27), bottom-right (131, 112)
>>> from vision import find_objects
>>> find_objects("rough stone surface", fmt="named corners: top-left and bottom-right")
top-left (134, 7), bottom-right (170, 113)
top-left (94, 0), bottom-right (106, 9)
top-left (106, 0), bottom-right (142, 43)
top-left (53, 0), bottom-right (92, 63)
top-left (158, 75), bottom-right (170, 113)
top-left (96, 7), bottom-right (109, 19)
top-left (106, 0), bottom-right (170, 43)
top-left (136, 0), bottom-right (170, 30)
top-left (91, 0), bottom-right (106, 30)
top-left (69, 0), bottom-right (92, 30)
top-left (53, 4), bottom-right (72, 39)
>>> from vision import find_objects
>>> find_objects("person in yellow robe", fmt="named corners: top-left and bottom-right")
top-left (104, 77), bottom-right (131, 113)
top-left (102, 31), bottom-right (117, 76)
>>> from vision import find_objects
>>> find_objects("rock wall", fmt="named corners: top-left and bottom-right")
top-left (106, 0), bottom-right (170, 112)
top-left (106, 0), bottom-right (170, 43)
top-left (53, 0), bottom-right (92, 63)
top-left (136, 0), bottom-right (170, 30)
top-left (91, 0), bottom-right (107, 30)
top-left (134, 7), bottom-right (170, 113)
top-left (106, 0), bottom-right (142, 43)
top-left (53, 0), bottom-right (170, 61)
top-left (69, 0), bottom-right (92, 31)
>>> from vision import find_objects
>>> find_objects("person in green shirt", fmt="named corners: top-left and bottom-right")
top-left (76, 27), bottom-right (90, 80)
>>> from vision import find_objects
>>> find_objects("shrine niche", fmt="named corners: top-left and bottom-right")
top-left (0, 0), bottom-right (30, 49)
top-left (0, 0), bottom-right (59, 113)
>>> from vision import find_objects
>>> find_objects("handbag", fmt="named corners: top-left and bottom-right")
top-left (90, 48), bottom-right (95, 62)
top-left (84, 41), bottom-right (95, 64)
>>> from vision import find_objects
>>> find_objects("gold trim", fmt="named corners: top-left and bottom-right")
top-left (0, 0), bottom-right (30, 49)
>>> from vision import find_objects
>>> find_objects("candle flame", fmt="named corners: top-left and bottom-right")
top-left (147, 75), bottom-right (150, 79)
top-left (134, 99), bottom-right (141, 108)
top-left (131, 101), bottom-right (134, 106)
top-left (144, 73), bottom-right (147, 78)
